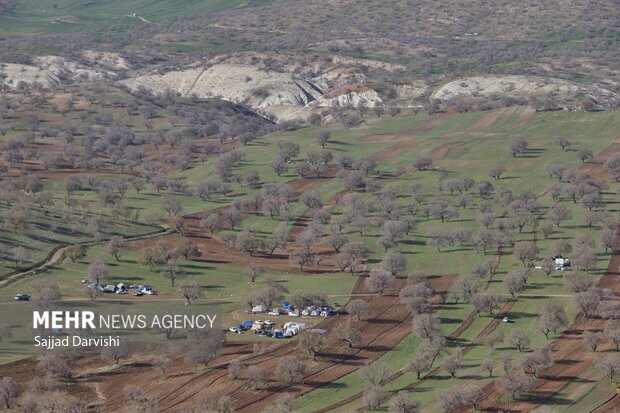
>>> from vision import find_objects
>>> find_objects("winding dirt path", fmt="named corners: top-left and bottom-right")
top-left (0, 228), bottom-right (173, 288)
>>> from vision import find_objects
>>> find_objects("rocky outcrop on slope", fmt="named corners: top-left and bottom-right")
top-left (0, 56), bottom-right (115, 90)
top-left (312, 86), bottom-right (383, 108)
top-left (432, 75), bottom-right (617, 108)
top-left (120, 64), bottom-right (322, 120)
top-left (0, 63), bottom-right (60, 89)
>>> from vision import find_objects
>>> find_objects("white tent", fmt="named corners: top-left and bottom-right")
top-left (252, 305), bottom-right (267, 313)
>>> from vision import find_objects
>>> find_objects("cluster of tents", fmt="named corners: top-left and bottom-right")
top-left (232, 320), bottom-right (308, 339)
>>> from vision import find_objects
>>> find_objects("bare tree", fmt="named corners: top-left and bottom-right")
top-left (317, 130), bottom-right (331, 148)
top-left (327, 231), bottom-right (348, 253)
top-left (507, 136), bottom-right (528, 157)
top-left (583, 331), bottom-right (605, 352)
top-left (268, 222), bottom-right (289, 255)
top-left (555, 137), bottom-right (571, 151)
top-left (161, 194), bottom-right (183, 217)
top-left (161, 264), bottom-right (185, 287)
top-left (549, 204), bottom-right (572, 227)
top-left (605, 320), bottom-right (620, 350)
top-left (489, 165), bottom-right (506, 180)
top-left (124, 384), bottom-right (146, 403)
top-left (298, 330), bottom-right (324, 360)
top-left (571, 246), bottom-right (597, 272)
top-left (175, 237), bottom-right (200, 260)
top-left (87, 258), bottom-right (110, 285)
top-left (363, 386), bottom-right (387, 410)
top-left (336, 242), bottom-right (369, 274)
top-left (450, 274), bottom-right (483, 303)
top-left (31, 279), bottom-right (61, 310)
top-left (275, 356), bottom-right (307, 384)
top-left (153, 356), bottom-right (172, 378)
top-left (290, 246), bottom-right (315, 272)
top-left (514, 242), bottom-right (539, 267)
top-left (482, 358), bottom-right (495, 377)
top-left (504, 270), bottom-right (526, 297)
top-left (0, 324), bottom-right (12, 343)
top-left (520, 347), bottom-right (553, 377)
top-left (348, 299), bottom-right (370, 321)
top-left (244, 263), bottom-right (265, 283)
top-left (200, 213), bottom-right (222, 233)
top-left (381, 251), bottom-right (407, 276)
top-left (389, 391), bottom-right (420, 413)
top-left (227, 359), bottom-right (244, 380)
top-left (462, 387), bottom-right (485, 410)
top-left (270, 394), bottom-right (297, 413)
top-left (360, 361), bottom-right (394, 386)
top-left (0, 377), bottom-right (20, 409)
top-left (563, 273), bottom-right (596, 292)
top-left (38, 349), bottom-right (74, 378)
top-left (540, 257), bottom-right (555, 276)
top-left (577, 148), bottom-right (594, 163)
top-left (300, 190), bottom-right (322, 209)
top-left (185, 329), bottom-right (224, 369)
top-left (442, 352), bottom-right (462, 378)
top-left (408, 357), bottom-right (431, 379)
top-left (437, 386), bottom-right (467, 412)
top-left (412, 314), bottom-right (442, 340)
top-left (412, 155), bottom-right (433, 171)
top-left (471, 293), bottom-right (504, 315)
top-left (576, 288), bottom-right (602, 317)
top-left (107, 236), bottom-right (126, 261)
top-left (178, 280), bottom-right (203, 305)
top-left (365, 271), bottom-right (396, 295)
top-left (601, 228), bottom-right (616, 253)
top-left (12, 246), bottom-right (30, 267)
top-left (497, 369), bottom-right (534, 399)
top-left (223, 207), bottom-right (241, 230)
top-left (65, 244), bottom-right (86, 263)
top-left (507, 330), bottom-right (530, 352)
top-left (598, 354), bottom-right (620, 382)
top-left (538, 302), bottom-right (567, 339)
top-left (247, 365), bottom-right (269, 389)
top-left (335, 321), bottom-right (362, 348)
top-left (101, 341), bottom-right (130, 364)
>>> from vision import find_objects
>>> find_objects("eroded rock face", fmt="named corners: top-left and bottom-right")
top-left (120, 64), bottom-right (323, 118)
top-left (81, 50), bottom-right (131, 71)
top-left (432, 75), bottom-right (617, 107)
top-left (0, 56), bottom-right (115, 90)
top-left (0, 63), bottom-right (60, 89)
top-left (312, 88), bottom-right (383, 108)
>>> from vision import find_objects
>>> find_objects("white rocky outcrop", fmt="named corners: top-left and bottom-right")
top-left (82, 50), bottom-right (131, 70)
top-left (120, 64), bottom-right (322, 117)
top-left (0, 63), bottom-right (60, 89)
top-left (312, 88), bottom-right (383, 108)
top-left (432, 75), bottom-right (617, 105)
top-left (0, 56), bottom-right (115, 90)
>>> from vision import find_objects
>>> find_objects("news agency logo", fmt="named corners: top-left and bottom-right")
top-left (32, 310), bottom-right (218, 350)
top-left (33, 311), bottom-right (218, 330)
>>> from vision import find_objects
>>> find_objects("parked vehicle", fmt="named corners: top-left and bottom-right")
top-left (14, 293), bottom-right (30, 301)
